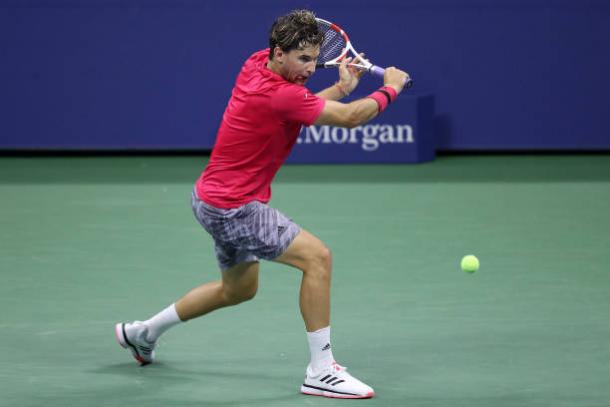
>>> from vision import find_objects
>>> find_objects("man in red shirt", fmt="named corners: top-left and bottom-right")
top-left (116, 10), bottom-right (409, 399)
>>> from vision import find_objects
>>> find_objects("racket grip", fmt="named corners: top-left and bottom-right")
top-left (370, 65), bottom-right (413, 89)
top-left (370, 65), bottom-right (386, 78)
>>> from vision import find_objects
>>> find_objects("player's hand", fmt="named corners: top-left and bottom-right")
top-left (383, 67), bottom-right (410, 93)
top-left (336, 54), bottom-right (366, 96)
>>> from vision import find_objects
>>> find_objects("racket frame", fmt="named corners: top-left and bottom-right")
top-left (315, 18), bottom-right (375, 72)
top-left (315, 17), bottom-right (413, 88)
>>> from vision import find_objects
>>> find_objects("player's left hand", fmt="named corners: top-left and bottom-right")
top-left (336, 53), bottom-right (366, 96)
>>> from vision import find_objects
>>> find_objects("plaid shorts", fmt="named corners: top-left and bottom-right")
top-left (191, 190), bottom-right (301, 271)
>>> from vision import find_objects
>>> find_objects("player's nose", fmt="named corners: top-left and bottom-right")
top-left (307, 61), bottom-right (316, 75)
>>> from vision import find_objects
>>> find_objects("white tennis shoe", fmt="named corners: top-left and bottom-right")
top-left (301, 362), bottom-right (375, 399)
top-left (115, 321), bottom-right (156, 365)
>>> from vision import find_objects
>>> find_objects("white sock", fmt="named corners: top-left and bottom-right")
top-left (143, 303), bottom-right (182, 342)
top-left (307, 326), bottom-right (335, 374)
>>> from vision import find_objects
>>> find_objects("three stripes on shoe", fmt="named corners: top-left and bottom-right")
top-left (301, 374), bottom-right (354, 396)
top-left (318, 374), bottom-right (345, 386)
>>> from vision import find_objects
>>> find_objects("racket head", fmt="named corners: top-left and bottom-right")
top-left (316, 18), bottom-right (349, 67)
top-left (316, 18), bottom-right (372, 71)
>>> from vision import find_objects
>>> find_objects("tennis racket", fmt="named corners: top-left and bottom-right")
top-left (316, 18), bottom-right (413, 88)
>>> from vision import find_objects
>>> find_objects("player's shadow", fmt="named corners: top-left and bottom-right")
top-left (82, 361), bottom-right (304, 405)
top-left (91, 360), bottom-right (295, 382)
top-left (91, 361), bottom-right (193, 381)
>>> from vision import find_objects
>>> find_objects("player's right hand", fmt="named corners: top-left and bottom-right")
top-left (383, 67), bottom-right (410, 93)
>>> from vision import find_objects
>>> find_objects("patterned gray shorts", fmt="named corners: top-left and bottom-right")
top-left (191, 191), bottom-right (301, 271)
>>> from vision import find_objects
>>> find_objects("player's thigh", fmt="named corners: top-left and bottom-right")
top-left (273, 229), bottom-right (331, 271)
top-left (221, 260), bottom-right (260, 298)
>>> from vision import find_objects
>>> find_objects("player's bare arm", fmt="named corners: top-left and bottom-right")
top-left (315, 66), bottom-right (409, 128)
top-left (315, 56), bottom-right (365, 101)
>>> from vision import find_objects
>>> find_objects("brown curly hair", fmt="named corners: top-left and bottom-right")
top-left (268, 10), bottom-right (324, 60)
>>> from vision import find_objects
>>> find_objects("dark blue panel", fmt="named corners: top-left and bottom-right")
top-left (288, 94), bottom-right (435, 163)
top-left (1, 0), bottom-right (609, 150)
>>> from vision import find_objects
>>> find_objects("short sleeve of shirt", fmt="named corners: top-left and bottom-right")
top-left (271, 85), bottom-right (325, 126)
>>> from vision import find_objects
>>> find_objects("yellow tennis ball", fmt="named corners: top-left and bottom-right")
top-left (460, 255), bottom-right (479, 273)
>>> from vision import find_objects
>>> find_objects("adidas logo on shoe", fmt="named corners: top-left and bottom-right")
top-left (301, 362), bottom-right (375, 399)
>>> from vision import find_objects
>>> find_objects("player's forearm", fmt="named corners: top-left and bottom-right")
top-left (346, 86), bottom-right (400, 127)
top-left (343, 98), bottom-right (381, 127)
top-left (315, 83), bottom-right (349, 101)
top-left (314, 86), bottom-right (398, 128)
top-left (315, 98), bottom-right (379, 128)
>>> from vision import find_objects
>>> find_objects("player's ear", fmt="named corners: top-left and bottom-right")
top-left (273, 47), bottom-right (284, 63)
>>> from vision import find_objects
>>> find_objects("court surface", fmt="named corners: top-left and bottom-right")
top-left (1, 155), bottom-right (609, 407)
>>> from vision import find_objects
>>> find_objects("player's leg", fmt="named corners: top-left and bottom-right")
top-left (274, 229), bottom-right (331, 332)
top-left (274, 229), bottom-right (375, 399)
top-left (115, 261), bottom-right (259, 365)
top-left (175, 261), bottom-right (259, 320)
top-left (116, 190), bottom-right (264, 365)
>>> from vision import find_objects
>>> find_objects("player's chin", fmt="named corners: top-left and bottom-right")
top-left (294, 76), bottom-right (309, 85)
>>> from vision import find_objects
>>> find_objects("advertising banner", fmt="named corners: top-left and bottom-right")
top-left (287, 94), bottom-right (435, 163)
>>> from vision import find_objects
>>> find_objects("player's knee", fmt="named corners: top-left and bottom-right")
top-left (318, 245), bottom-right (332, 271)
top-left (305, 245), bottom-right (332, 279)
top-left (222, 282), bottom-right (258, 305)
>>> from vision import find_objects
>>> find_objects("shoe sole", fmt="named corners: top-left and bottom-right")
top-left (301, 385), bottom-right (374, 399)
top-left (114, 323), bottom-right (151, 366)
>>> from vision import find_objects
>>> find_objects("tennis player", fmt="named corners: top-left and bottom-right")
top-left (116, 9), bottom-right (409, 399)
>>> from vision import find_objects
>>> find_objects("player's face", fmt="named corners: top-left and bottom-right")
top-left (277, 45), bottom-right (320, 86)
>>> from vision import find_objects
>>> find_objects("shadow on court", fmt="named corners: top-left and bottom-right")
top-left (1, 155), bottom-right (610, 184)
top-left (91, 360), bottom-right (297, 382)
top-left (74, 362), bottom-right (305, 407)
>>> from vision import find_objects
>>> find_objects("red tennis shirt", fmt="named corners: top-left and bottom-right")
top-left (196, 49), bottom-right (325, 208)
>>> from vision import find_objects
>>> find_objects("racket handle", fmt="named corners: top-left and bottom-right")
top-left (370, 65), bottom-right (386, 77)
top-left (370, 65), bottom-right (413, 89)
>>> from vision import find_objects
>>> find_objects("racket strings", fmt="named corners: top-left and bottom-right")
top-left (317, 23), bottom-right (347, 64)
